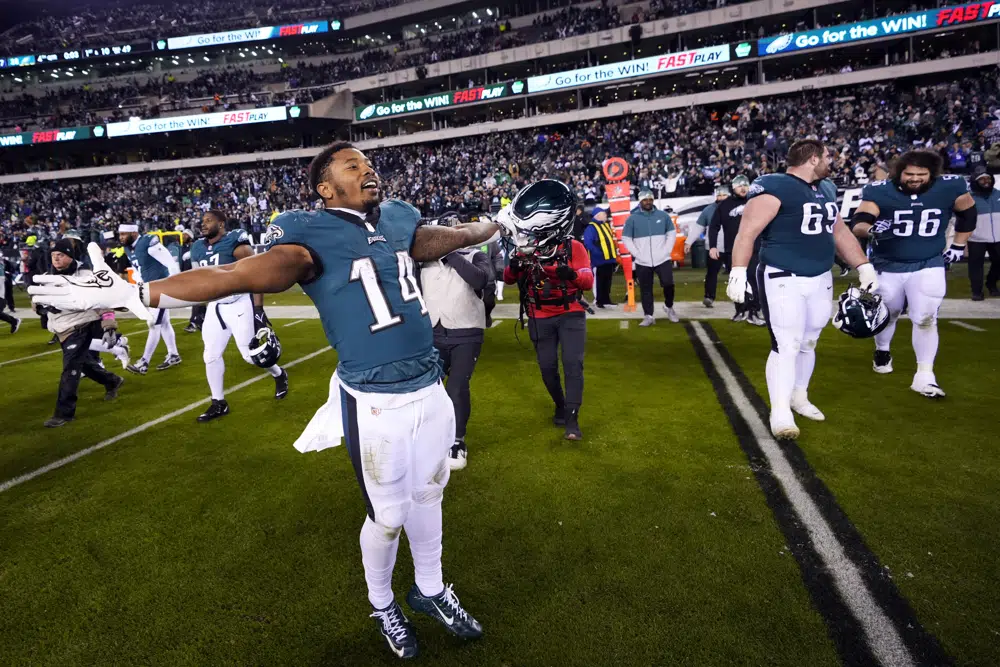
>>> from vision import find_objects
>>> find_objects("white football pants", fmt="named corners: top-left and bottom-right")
top-left (873, 266), bottom-right (946, 370)
top-left (757, 266), bottom-right (833, 414)
top-left (202, 294), bottom-right (280, 400)
top-left (343, 381), bottom-right (455, 609)
top-left (140, 307), bottom-right (178, 362)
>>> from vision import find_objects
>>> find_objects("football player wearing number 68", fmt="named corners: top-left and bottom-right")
top-left (727, 140), bottom-right (878, 441)
top-left (28, 142), bottom-right (516, 660)
top-left (851, 150), bottom-right (977, 398)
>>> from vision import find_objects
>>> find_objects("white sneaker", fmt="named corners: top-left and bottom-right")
top-left (791, 391), bottom-right (825, 421)
top-left (663, 305), bottom-right (680, 323)
top-left (448, 441), bottom-right (467, 470)
top-left (910, 372), bottom-right (945, 398)
top-left (114, 336), bottom-right (131, 369)
top-left (639, 315), bottom-right (655, 327)
top-left (769, 410), bottom-right (800, 440)
top-left (746, 313), bottom-right (767, 327)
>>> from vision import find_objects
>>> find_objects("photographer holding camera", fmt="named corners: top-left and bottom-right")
top-left (502, 181), bottom-right (594, 441)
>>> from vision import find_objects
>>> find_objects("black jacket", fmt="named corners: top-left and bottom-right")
top-left (708, 195), bottom-right (748, 254)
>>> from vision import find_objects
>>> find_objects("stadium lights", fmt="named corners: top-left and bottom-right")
top-left (487, 8), bottom-right (493, 15)
top-left (204, 56), bottom-right (210, 62)
top-left (240, 53), bottom-right (246, 57)
top-left (251, 51), bottom-right (258, 56)
top-left (472, 11), bottom-right (478, 18)
top-left (187, 58), bottom-right (194, 63)
top-left (51, 72), bottom-right (58, 77)
top-left (267, 49), bottom-right (273, 54)
top-left (278, 58), bottom-right (283, 63)
top-left (14, 77), bottom-right (22, 82)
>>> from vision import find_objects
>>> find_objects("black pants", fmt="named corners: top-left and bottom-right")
top-left (595, 263), bottom-right (615, 305)
top-left (189, 303), bottom-right (207, 327)
top-left (635, 262), bottom-right (675, 316)
top-left (3, 275), bottom-right (13, 310)
top-left (55, 321), bottom-right (121, 419)
top-left (742, 252), bottom-right (761, 315)
top-left (528, 311), bottom-right (586, 412)
top-left (704, 252), bottom-right (732, 300)
top-left (968, 241), bottom-right (1000, 295)
top-left (0, 301), bottom-right (15, 327)
top-left (434, 330), bottom-right (483, 440)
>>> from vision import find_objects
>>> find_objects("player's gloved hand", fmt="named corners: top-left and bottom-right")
top-left (856, 262), bottom-right (879, 293)
top-left (726, 266), bottom-right (748, 303)
top-left (494, 206), bottom-right (519, 239)
top-left (253, 303), bottom-right (271, 329)
top-left (942, 244), bottom-right (966, 265)
top-left (555, 265), bottom-right (577, 281)
top-left (29, 243), bottom-right (152, 323)
top-left (102, 328), bottom-right (119, 348)
top-left (868, 218), bottom-right (893, 243)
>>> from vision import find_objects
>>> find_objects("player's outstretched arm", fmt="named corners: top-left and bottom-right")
top-left (147, 244), bottom-right (313, 307)
top-left (30, 242), bottom-right (312, 320)
top-left (410, 222), bottom-right (504, 261)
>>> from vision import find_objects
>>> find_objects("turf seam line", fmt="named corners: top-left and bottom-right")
top-left (283, 320), bottom-right (306, 327)
top-left (0, 346), bottom-right (332, 494)
top-left (698, 322), bottom-right (952, 667)
top-left (686, 321), bottom-right (951, 667)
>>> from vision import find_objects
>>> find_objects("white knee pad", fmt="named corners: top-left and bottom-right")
top-left (374, 500), bottom-right (411, 535)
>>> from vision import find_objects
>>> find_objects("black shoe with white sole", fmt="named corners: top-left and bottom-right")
top-left (873, 350), bottom-right (893, 374)
top-left (156, 354), bottom-right (182, 371)
top-left (406, 584), bottom-right (483, 640)
top-left (126, 360), bottom-right (149, 375)
top-left (197, 399), bottom-right (230, 422)
top-left (370, 601), bottom-right (418, 659)
top-left (448, 440), bottom-right (468, 470)
top-left (44, 416), bottom-right (73, 428)
top-left (273, 369), bottom-right (289, 399)
top-left (105, 376), bottom-right (125, 401)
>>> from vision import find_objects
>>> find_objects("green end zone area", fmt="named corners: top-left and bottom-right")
top-left (0, 321), bottom-right (839, 666)
top-left (712, 319), bottom-right (1000, 667)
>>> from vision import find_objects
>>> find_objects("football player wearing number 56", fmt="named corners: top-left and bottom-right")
top-left (726, 140), bottom-right (877, 441)
top-left (28, 142), bottom-right (518, 661)
top-left (851, 150), bottom-right (977, 398)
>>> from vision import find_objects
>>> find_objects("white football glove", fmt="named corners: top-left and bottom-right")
top-left (856, 262), bottom-right (879, 293)
top-left (493, 205), bottom-right (519, 239)
top-left (28, 242), bottom-right (152, 323)
top-left (942, 244), bottom-right (966, 266)
top-left (726, 266), bottom-right (748, 304)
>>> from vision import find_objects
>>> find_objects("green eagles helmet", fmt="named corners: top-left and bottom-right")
top-left (832, 286), bottom-right (890, 338)
top-left (507, 179), bottom-right (577, 258)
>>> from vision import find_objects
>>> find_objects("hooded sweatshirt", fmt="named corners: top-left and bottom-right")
top-left (970, 172), bottom-right (1000, 244)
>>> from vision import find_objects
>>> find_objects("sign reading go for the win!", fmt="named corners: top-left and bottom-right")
top-left (355, 81), bottom-right (527, 121)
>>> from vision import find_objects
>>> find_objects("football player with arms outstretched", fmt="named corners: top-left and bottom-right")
top-left (851, 150), bottom-right (977, 397)
top-left (29, 142), bottom-right (515, 660)
top-left (189, 209), bottom-right (288, 422)
top-left (727, 140), bottom-right (878, 440)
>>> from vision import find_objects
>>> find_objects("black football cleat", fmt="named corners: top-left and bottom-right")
top-left (105, 376), bottom-right (125, 401)
top-left (564, 409), bottom-right (582, 441)
top-left (156, 354), bottom-right (182, 371)
top-left (552, 405), bottom-right (567, 427)
top-left (126, 360), bottom-right (149, 375)
top-left (10, 317), bottom-right (20, 334)
top-left (44, 416), bottom-right (73, 428)
top-left (370, 601), bottom-right (418, 659)
top-left (407, 583), bottom-right (483, 640)
top-left (47, 334), bottom-right (58, 345)
top-left (197, 399), bottom-right (230, 422)
top-left (274, 369), bottom-right (289, 400)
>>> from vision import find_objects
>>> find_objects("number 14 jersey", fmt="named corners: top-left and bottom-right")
top-left (265, 201), bottom-right (439, 394)
top-left (861, 175), bottom-right (968, 273)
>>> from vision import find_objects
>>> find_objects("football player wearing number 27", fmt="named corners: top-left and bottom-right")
top-left (726, 140), bottom-right (878, 441)
top-left (29, 142), bottom-right (518, 660)
top-left (851, 150), bottom-right (977, 398)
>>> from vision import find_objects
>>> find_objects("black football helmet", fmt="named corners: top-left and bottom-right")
top-left (832, 286), bottom-right (890, 338)
top-left (504, 180), bottom-right (577, 258)
top-left (249, 326), bottom-right (282, 367)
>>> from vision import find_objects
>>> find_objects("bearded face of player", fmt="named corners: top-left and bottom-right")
top-left (899, 166), bottom-right (933, 195)
top-left (317, 147), bottom-right (382, 214)
top-left (200, 213), bottom-right (224, 240)
top-left (813, 148), bottom-right (833, 180)
top-left (733, 184), bottom-right (749, 198)
top-left (118, 231), bottom-right (138, 246)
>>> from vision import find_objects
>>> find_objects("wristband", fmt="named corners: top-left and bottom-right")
top-left (101, 312), bottom-right (116, 321)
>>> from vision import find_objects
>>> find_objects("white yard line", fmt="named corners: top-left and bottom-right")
top-left (0, 348), bottom-right (61, 367)
top-left (619, 320), bottom-right (629, 330)
top-left (283, 320), bottom-right (306, 327)
top-left (951, 320), bottom-right (986, 332)
top-left (689, 322), bottom-right (915, 667)
top-left (490, 320), bottom-right (503, 328)
top-left (0, 346), bottom-right (331, 494)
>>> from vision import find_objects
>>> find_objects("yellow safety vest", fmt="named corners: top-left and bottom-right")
top-left (588, 221), bottom-right (619, 261)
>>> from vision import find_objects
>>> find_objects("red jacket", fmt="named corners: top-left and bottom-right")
top-left (503, 239), bottom-right (594, 319)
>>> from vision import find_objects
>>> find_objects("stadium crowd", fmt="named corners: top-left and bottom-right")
top-left (0, 0), bottom-right (977, 133)
top-left (3, 73), bottom-right (1000, 252)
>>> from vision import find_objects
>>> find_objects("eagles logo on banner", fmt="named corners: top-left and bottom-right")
top-left (602, 157), bottom-right (636, 312)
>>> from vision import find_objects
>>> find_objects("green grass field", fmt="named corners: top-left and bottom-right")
top-left (0, 311), bottom-right (997, 666)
